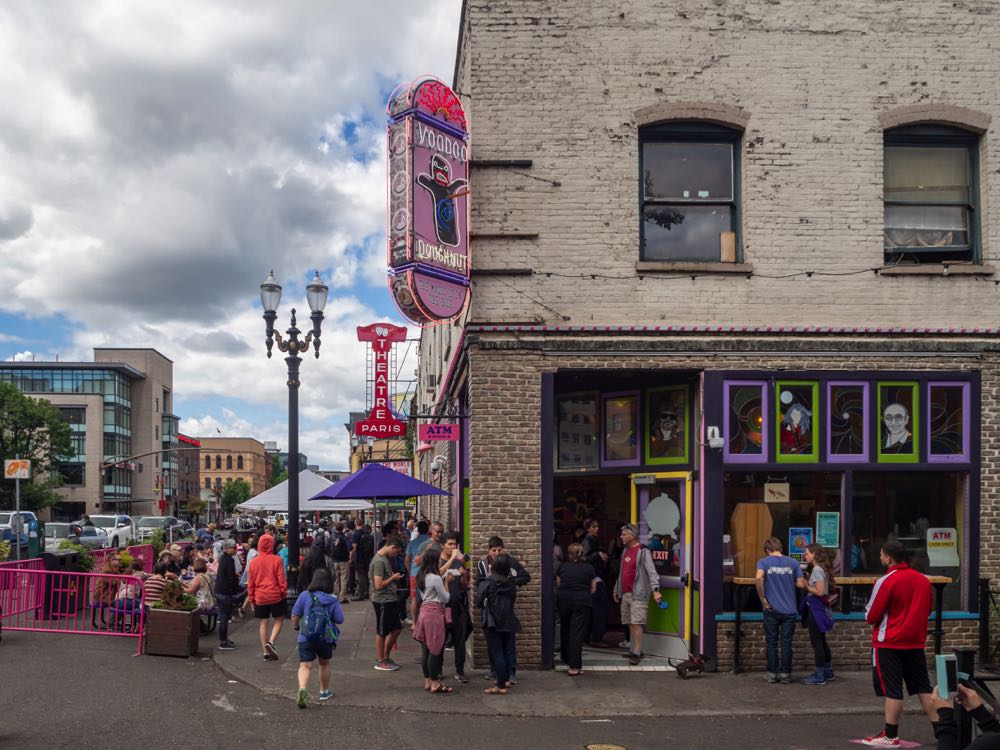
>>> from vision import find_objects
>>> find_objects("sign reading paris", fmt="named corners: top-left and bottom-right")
top-left (354, 323), bottom-right (408, 438)
top-left (386, 76), bottom-right (470, 326)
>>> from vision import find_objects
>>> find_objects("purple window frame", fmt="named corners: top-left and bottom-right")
top-left (826, 381), bottom-right (870, 463)
top-left (600, 390), bottom-right (641, 467)
top-left (722, 380), bottom-right (768, 464)
top-left (927, 381), bottom-right (971, 463)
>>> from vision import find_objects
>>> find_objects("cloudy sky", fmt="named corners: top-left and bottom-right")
top-left (0, 0), bottom-right (461, 468)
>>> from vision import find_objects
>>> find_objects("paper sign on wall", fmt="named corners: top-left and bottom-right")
top-left (788, 527), bottom-right (813, 559)
top-left (927, 527), bottom-right (960, 567)
top-left (764, 482), bottom-right (790, 503)
top-left (816, 512), bottom-right (840, 548)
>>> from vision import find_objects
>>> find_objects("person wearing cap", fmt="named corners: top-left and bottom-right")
top-left (612, 523), bottom-right (661, 665)
top-left (215, 538), bottom-right (241, 650)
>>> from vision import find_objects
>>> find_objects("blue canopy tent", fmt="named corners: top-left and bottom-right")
top-left (308, 462), bottom-right (447, 524)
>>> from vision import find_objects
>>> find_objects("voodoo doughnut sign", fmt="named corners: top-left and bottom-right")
top-left (386, 76), bottom-right (471, 326)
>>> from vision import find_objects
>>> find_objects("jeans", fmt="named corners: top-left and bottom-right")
top-left (217, 593), bottom-right (235, 643)
top-left (485, 628), bottom-right (514, 689)
top-left (450, 606), bottom-right (470, 675)
top-left (588, 580), bottom-right (609, 643)
top-left (763, 609), bottom-right (795, 675)
top-left (421, 642), bottom-right (444, 680)
top-left (354, 563), bottom-right (370, 599)
top-left (807, 617), bottom-right (832, 670)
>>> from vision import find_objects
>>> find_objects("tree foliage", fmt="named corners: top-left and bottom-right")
top-left (0, 382), bottom-right (74, 512)
top-left (269, 455), bottom-right (286, 488)
top-left (220, 478), bottom-right (252, 513)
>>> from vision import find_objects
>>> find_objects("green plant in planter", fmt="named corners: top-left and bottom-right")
top-left (57, 541), bottom-right (95, 572)
top-left (150, 528), bottom-right (165, 557)
top-left (151, 580), bottom-right (198, 611)
top-left (0, 539), bottom-right (10, 562)
top-left (118, 550), bottom-right (134, 569)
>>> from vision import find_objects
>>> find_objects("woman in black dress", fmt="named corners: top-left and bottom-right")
top-left (557, 542), bottom-right (597, 676)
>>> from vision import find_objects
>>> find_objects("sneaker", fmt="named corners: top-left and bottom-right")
top-left (765, 673), bottom-right (779, 684)
top-left (455, 673), bottom-right (469, 684)
top-left (297, 689), bottom-right (308, 709)
top-left (374, 660), bottom-right (399, 671)
top-left (484, 671), bottom-right (496, 681)
top-left (628, 652), bottom-right (642, 666)
top-left (218, 641), bottom-right (237, 651)
top-left (800, 671), bottom-right (826, 685)
top-left (779, 673), bottom-right (793, 684)
top-left (618, 640), bottom-right (631, 650)
top-left (386, 658), bottom-right (400, 669)
top-left (318, 690), bottom-right (334, 702)
top-left (861, 731), bottom-right (901, 748)
top-left (509, 671), bottom-right (518, 685)
top-left (265, 641), bottom-right (279, 660)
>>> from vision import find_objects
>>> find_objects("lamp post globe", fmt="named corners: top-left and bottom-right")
top-left (306, 271), bottom-right (328, 313)
top-left (259, 270), bottom-right (282, 313)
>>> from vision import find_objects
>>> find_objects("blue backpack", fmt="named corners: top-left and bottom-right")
top-left (303, 594), bottom-right (337, 644)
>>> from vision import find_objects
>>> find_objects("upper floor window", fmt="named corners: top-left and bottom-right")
top-left (205, 477), bottom-right (211, 489)
top-left (226, 455), bottom-right (233, 470)
top-left (237, 455), bottom-right (244, 470)
top-left (215, 455), bottom-right (221, 469)
top-left (205, 455), bottom-right (211, 469)
top-left (884, 125), bottom-right (979, 264)
top-left (640, 122), bottom-right (740, 262)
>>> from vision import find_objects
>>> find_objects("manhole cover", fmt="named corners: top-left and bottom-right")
top-left (585, 745), bottom-right (627, 750)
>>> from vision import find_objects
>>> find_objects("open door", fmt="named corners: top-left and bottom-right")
top-left (630, 471), bottom-right (694, 660)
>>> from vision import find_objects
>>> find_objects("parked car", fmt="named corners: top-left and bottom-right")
top-left (0, 511), bottom-right (38, 546)
top-left (88, 514), bottom-right (136, 549)
top-left (135, 515), bottom-right (185, 542)
top-left (177, 521), bottom-right (195, 540)
top-left (46, 522), bottom-right (111, 550)
top-left (219, 517), bottom-right (236, 531)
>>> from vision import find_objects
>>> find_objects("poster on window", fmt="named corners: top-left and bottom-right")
top-left (788, 527), bottom-right (813, 561)
top-left (877, 382), bottom-right (919, 463)
top-left (601, 391), bottom-right (639, 467)
top-left (556, 392), bottom-right (599, 471)
top-left (645, 386), bottom-right (689, 465)
top-left (776, 381), bottom-right (819, 462)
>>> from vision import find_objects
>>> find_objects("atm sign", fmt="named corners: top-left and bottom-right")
top-left (418, 424), bottom-right (460, 442)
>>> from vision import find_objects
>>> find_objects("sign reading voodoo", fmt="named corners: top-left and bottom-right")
top-left (386, 76), bottom-right (471, 326)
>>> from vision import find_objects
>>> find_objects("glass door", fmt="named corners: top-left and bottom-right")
top-left (630, 471), bottom-right (693, 660)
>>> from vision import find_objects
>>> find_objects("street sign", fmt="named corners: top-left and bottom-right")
top-left (4, 459), bottom-right (30, 479)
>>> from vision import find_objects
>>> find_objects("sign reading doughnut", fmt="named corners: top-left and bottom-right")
top-left (386, 76), bottom-right (470, 326)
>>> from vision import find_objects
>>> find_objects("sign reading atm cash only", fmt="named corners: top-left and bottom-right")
top-left (385, 76), bottom-right (470, 326)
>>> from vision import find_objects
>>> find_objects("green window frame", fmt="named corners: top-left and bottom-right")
top-left (644, 385), bottom-right (690, 465)
top-left (877, 381), bottom-right (920, 464)
top-left (775, 381), bottom-right (820, 463)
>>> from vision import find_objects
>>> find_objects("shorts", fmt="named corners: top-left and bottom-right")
top-left (253, 600), bottom-right (288, 619)
top-left (620, 591), bottom-right (648, 626)
top-left (298, 640), bottom-right (334, 662)
top-left (373, 600), bottom-right (403, 636)
top-left (872, 647), bottom-right (932, 700)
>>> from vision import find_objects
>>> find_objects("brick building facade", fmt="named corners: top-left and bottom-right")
top-left (415, 0), bottom-right (1000, 670)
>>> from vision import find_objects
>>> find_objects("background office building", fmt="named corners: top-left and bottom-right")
top-left (0, 348), bottom-right (176, 520)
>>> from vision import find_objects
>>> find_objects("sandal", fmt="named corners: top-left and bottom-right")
top-left (567, 669), bottom-right (582, 676)
top-left (430, 685), bottom-right (454, 695)
top-left (484, 687), bottom-right (508, 695)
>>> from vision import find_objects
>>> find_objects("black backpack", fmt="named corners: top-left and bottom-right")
top-left (357, 532), bottom-right (374, 562)
top-left (330, 532), bottom-right (350, 562)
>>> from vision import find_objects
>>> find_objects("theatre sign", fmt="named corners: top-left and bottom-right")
top-left (386, 76), bottom-right (470, 326)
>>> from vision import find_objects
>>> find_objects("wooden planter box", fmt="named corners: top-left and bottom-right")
top-left (145, 608), bottom-right (200, 657)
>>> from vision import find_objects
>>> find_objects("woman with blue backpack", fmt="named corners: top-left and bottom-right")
top-left (291, 568), bottom-right (345, 708)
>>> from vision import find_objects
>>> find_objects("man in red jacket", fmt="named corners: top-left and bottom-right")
top-left (861, 541), bottom-right (937, 748)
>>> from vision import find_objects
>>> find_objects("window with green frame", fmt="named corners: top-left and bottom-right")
top-left (640, 122), bottom-right (741, 262)
top-left (775, 381), bottom-right (819, 463)
top-left (884, 125), bottom-right (980, 264)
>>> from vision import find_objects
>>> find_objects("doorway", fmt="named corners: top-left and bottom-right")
top-left (630, 471), bottom-right (695, 660)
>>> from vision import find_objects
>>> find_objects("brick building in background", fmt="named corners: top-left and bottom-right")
top-left (416, 0), bottom-right (1000, 670)
top-left (197, 437), bottom-right (268, 498)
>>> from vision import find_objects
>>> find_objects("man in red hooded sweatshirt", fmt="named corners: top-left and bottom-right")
top-left (247, 533), bottom-right (287, 661)
top-left (861, 540), bottom-right (937, 748)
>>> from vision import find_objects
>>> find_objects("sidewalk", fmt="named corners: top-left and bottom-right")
top-left (213, 597), bottom-right (937, 718)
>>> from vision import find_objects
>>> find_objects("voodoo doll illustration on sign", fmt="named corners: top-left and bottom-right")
top-left (416, 154), bottom-right (467, 247)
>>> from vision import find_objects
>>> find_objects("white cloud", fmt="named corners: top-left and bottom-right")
top-left (0, 1), bottom-right (457, 469)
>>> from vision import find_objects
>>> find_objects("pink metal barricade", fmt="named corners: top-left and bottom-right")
top-left (0, 558), bottom-right (46, 619)
top-left (126, 545), bottom-right (155, 573)
top-left (89, 548), bottom-right (119, 569)
top-left (0, 567), bottom-right (146, 655)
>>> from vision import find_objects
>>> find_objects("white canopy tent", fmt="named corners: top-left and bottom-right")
top-left (236, 470), bottom-right (373, 513)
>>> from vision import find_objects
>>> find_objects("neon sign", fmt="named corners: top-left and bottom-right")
top-left (386, 76), bottom-right (470, 326)
top-left (354, 323), bottom-right (408, 437)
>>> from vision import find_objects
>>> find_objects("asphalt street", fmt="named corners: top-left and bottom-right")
top-left (0, 628), bottom-right (940, 750)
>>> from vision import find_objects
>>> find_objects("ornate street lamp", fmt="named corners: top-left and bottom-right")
top-left (260, 270), bottom-right (328, 601)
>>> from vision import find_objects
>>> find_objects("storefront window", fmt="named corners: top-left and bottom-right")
top-left (851, 472), bottom-right (964, 609)
top-left (827, 382), bottom-right (869, 461)
top-left (645, 385), bottom-right (689, 465)
top-left (724, 381), bottom-right (767, 462)
top-left (556, 392), bottom-right (599, 470)
top-left (877, 381), bottom-right (919, 463)
top-left (723, 472), bottom-right (840, 578)
top-left (776, 381), bottom-right (819, 462)
top-left (928, 382), bottom-right (970, 462)
top-left (601, 391), bottom-right (639, 467)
